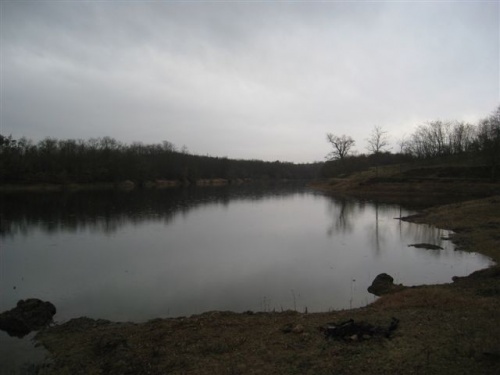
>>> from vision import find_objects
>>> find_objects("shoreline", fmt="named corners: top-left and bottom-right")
top-left (0, 178), bottom-right (310, 192)
top-left (11, 187), bottom-right (500, 374)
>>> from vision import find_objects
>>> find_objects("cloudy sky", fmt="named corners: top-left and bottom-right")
top-left (1, 1), bottom-right (498, 163)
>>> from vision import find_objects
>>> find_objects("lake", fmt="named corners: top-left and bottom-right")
top-left (0, 184), bottom-right (493, 371)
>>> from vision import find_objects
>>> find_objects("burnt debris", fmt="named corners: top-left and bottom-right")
top-left (320, 318), bottom-right (399, 341)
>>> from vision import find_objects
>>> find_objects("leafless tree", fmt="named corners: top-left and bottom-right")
top-left (450, 121), bottom-right (476, 154)
top-left (397, 135), bottom-right (410, 154)
top-left (477, 105), bottom-right (500, 180)
top-left (162, 140), bottom-right (177, 152)
top-left (406, 121), bottom-right (453, 159)
top-left (366, 125), bottom-right (390, 155)
top-left (326, 133), bottom-right (355, 160)
top-left (365, 126), bottom-right (391, 176)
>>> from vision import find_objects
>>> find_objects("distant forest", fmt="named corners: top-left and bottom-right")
top-left (0, 135), bottom-right (322, 185)
top-left (1, 106), bottom-right (498, 186)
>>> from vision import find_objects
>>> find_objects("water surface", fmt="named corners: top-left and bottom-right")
top-left (1, 185), bottom-right (492, 322)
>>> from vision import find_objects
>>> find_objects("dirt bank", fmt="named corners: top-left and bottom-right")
top-left (33, 195), bottom-right (500, 374)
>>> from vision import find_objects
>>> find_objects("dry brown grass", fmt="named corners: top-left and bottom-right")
top-left (370, 285), bottom-right (493, 310)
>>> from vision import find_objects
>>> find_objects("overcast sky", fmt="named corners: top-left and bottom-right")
top-left (1, 1), bottom-right (498, 163)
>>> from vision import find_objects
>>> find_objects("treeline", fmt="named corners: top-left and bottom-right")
top-left (0, 136), bottom-right (322, 185)
top-left (322, 105), bottom-right (500, 179)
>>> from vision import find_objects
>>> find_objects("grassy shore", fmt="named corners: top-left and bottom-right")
top-left (33, 172), bottom-right (500, 374)
top-left (312, 164), bottom-right (500, 203)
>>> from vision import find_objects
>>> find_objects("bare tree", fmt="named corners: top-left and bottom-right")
top-left (366, 125), bottom-right (390, 155)
top-left (477, 105), bottom-right (500, 180)
top-left (450, 121), bottom-right (476, 154)
top-left (365, 126), bottom-right (390, 176)
top-left (326, 133), bottom-right (355, 160)
top-left (162, 140), bottom-right (177, 152)
top-left (397, 135), bottom-right (410, 154)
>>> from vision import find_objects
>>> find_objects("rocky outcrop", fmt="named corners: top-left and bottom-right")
top-left (0, 298), bottom-right (56, 338)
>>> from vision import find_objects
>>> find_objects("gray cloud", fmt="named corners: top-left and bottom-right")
top-left (1, 1), bottom-right (498, 162)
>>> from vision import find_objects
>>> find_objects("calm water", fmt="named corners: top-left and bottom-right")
top-left (0, 184), bottom-right (493, 370)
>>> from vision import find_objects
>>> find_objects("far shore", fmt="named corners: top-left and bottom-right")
top-left (0, 178), bottom-right (310, 192)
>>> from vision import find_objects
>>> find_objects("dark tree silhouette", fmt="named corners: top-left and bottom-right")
top-left (0, 135), bottom-right (322, 185)
top-left (476, 105), bottom-right (500, 180)
top-left (366, 126), bottom-right (390, 155)
top-left (326, 133), bottom-right (355, 161)
top-left (366, 126), bottom-right (391, 176)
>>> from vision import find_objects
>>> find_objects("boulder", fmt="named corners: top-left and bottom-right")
top-left (0, 298), bottom-right (56, 338)
top-left (368, 273), bottom-right (406, 296)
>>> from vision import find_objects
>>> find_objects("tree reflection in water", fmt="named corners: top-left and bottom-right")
top-left (0, 184), bottom-right (308, 237)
